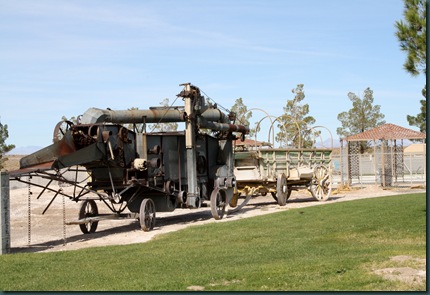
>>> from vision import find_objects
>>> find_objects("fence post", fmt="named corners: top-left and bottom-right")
top-left (0, 171), bottom-right (10, 254)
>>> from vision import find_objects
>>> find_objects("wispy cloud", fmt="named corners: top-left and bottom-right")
top-left (1, 0), bottom-right (165, 28)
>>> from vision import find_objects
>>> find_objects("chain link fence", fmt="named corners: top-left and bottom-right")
top-left (331, 150), bottom-right (426, 187)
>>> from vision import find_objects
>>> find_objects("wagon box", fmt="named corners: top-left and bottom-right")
top-left (234, 146), bottom-right (333, 205)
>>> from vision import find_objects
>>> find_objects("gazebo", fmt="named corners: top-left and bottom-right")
top-left (340, 123), bottom-right (426, 186)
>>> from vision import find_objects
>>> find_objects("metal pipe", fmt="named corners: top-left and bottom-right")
top-left (200, 108), bottom-right (228, 123)
top-left (198, 120), bottom-right (249, 133)
top-left (81, 107), bottom-right (233, 126)
top-left (80, 108), bottom-right (186, 124)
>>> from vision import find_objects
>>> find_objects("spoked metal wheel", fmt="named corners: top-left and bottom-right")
top-left (276, 173), bottom-right (288, 206)
top-left (78, 200), bottom-right (99, 234)
top-left (210, 188), bottom-right (227, 220)
top-left (139, 198), bottom-right (156, 231)
top-left (309, 165), bottom-right (332, 201)
top-left (53, 120), bottom-right (73, 143)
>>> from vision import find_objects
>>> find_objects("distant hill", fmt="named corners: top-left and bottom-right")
top-left (7, 146), bottom-right (42, 155)
top-left (314, 138), bottom-right (340, 148)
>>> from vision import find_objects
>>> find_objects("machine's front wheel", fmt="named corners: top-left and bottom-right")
top-left (78, 200), bottom-right (99, 234)
top-left (139, 198), bottom-right (156, 231)
top-left (210, 188), bottom-right (226, 220)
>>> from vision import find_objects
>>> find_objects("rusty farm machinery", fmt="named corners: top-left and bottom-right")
top-left (9, 83), bottom-right (333, 237)
top-left (10, 83), bottom-right (249, 233)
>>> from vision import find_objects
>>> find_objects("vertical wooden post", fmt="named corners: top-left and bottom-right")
top-left (0, 171), bottom-right (10, 254)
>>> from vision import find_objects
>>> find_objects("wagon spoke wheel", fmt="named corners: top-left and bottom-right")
top-left (139, 198), bottom-right (156, 231)
top-left (271, 189), bottom-right (292, 203)
top-left (210, 188), bottom-right (227, 220)
top-left (309, 165), bottom-right (332, 201)
top-left (78, 200), bottom-right (99, 234)
top-left (53, 120), bottom-right (73, 143)
top-left (276, 173), bottom-right (288, 206)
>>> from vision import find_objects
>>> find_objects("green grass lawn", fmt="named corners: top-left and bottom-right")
top-left (0, 193), bottom-right (426, 291)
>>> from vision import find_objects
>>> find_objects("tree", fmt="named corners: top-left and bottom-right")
top-left (395, 0), bottom-right (426, 76)
top-left (407, 99), bottom-right (426, 133)
top-left (0, 120), bottom-right (16, 169)
top-left (148, 98), bottom-right (178, 132)
top-left (395, 0), bottom-right (426, 132)
top-left (337, 87), bottom-right (386, 153)
top-left (230, 97), bottom-right (256, 137)
top-left (123, 99), bottom-right (179, 133)
top-left (276, 84), bottom-right (317, 148)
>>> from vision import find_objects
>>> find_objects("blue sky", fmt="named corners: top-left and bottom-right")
top-left (0, 0), bottom-right (424, 150)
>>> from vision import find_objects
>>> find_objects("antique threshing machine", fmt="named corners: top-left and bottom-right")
top-left (10, 83), bottom-right (249, 233)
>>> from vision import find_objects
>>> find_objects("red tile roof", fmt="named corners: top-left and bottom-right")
top-left (343, 123), bottom-right (426, 141)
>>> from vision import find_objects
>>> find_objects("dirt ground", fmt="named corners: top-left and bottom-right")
top-left (7, 183), bottom-right (425, 253)
top-left (5, 182), bottom-right (426, 287)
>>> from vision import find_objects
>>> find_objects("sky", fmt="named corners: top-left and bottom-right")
top-left (0, 0), bottom-right (425, 151)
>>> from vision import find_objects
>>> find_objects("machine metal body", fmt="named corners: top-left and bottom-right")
top-left (10, 83), bottom-right (249, 233)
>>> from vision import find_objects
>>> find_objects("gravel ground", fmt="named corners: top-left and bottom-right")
top-left (7, 184), bottom-right (425, 254)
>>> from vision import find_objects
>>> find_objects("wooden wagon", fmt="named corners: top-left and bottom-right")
top-left (232, 144), bottom-right (333, 206)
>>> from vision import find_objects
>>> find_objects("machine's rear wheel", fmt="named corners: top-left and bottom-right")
top-left (276, 173), bottom-right (288, 206)
top-left (210, 188), bottom-right (226, 220)
top-left (139, 198), bottom-right (156, 231)
top-left (78, 200), bottom-right (99, 234)
top-left (309, 165), bottom-right (332, 201)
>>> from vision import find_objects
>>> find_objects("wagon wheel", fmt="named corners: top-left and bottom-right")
top-left (270, 189), bottom-right (292, 203)
top-left (309, 165), bottom-right (332, 201)
top-left (139, 198), bottom-right (156, 231)
top-left (53, 120), bottom-right (73, 143)
top-left (210, 188), bottom-right (227, 220)
top-left (276, 173), bottom-right (288, 206)
top-left (78, 200), bottom-right (99, 234)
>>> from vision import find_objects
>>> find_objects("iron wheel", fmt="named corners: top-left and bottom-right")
top-left (78, 200), bottom-right (99, 234)
top-left (139, 198), bottom-right (156, 231)
top-left (210, 188), bottom-right (226, 220)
